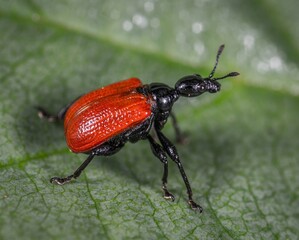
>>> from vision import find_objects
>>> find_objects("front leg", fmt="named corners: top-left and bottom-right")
top-left (169, 112), bottom-right (186, 144)
top-left (147, 135), bottom-right (175, 201)
top-left (156, 129), bottom-right (203, 212)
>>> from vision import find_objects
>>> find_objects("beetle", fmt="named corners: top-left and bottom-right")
top-left (37, 44), bottom-right (239, 212)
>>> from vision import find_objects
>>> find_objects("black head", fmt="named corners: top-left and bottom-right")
top-left (175, 45), bottom-right (239, 97)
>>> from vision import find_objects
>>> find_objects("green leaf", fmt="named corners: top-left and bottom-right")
top-left (1, 1), bottom-right (299, 239)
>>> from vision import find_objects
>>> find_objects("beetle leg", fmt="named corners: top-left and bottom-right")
top-left (156, 129), bottom-right (203, 212)
top-left (50, 141), bottom-right (124, 185)
top-left (36, 105), bottom-right (69, 122)
top-left (169, 112), bottom-right (185, 144)
top-left (147, 135), bottom-right (175, 201)
top-left (36, 96), bottom-right (82, 122)
top-left (50, 152), bottom-right (95, 185)
top-left (36, 106), bottom-right (60, 122)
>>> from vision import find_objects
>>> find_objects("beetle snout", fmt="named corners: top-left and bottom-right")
top-left (208, 81), bottom-right (221, 93)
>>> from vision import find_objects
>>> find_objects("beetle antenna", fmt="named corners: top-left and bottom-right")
top-left (208, 44), bottom-right (225, 79)
top-left (213, 71), bottom-right (240, 81)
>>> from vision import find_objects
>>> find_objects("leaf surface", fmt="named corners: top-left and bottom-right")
top-left (0, 1), bottom-right (298, 239)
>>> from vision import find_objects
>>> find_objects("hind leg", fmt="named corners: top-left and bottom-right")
top-left (36, 96), bottom-right (81, 122)
top-left (36, 105), bottom-right (69, 122)
top-left (51, 141), bottom-right (124, 185)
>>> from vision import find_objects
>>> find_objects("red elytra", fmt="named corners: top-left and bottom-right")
top-left (64, 78), bottom-right (153, 153)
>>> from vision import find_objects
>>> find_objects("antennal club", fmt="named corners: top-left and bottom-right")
top-left (213, 71), bottom-right (240, 81)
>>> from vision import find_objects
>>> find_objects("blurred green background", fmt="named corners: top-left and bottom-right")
top-left (0, 1), bottom-right (298, 239)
